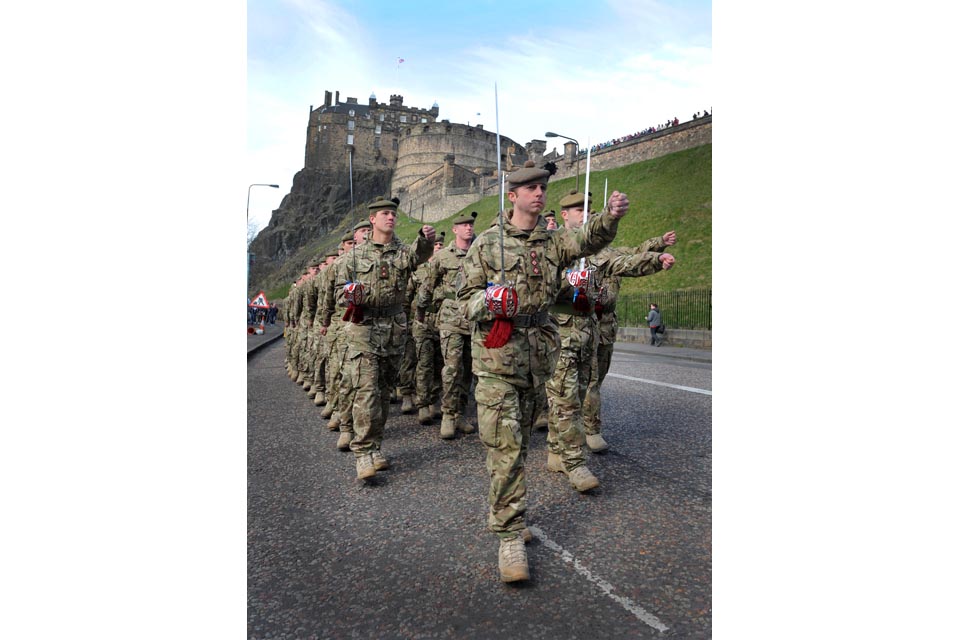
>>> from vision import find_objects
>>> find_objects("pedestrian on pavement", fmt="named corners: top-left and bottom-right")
top-left (647, 303), bottom-right (663, 346)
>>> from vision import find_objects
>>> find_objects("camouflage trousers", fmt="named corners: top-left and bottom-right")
top-left (396, 330), bottom-right (417, 396)
top-left (475, 375), bottom-right (536, 538)
top-left (546, 323), bottom-right (599, 472)
top-left (413, 321), bottom-right (442, 408)
top-left (327, 331), bottom-right (354, 434)
top-left (310, 327), bottom-right (329, 392)
top-left (582, 341), bottom-right (613, 435)
top-left (289, 325), bottom-right (307, 372)
top-left (295, 323), bottom-right (314, 375)
top-left (440, 330), bottom-right (473, 419)
top-left (343, 350), bottom-right (401, 455)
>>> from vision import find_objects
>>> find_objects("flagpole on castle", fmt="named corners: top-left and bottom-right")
top-left (396, 57), bottom-right (404, 90)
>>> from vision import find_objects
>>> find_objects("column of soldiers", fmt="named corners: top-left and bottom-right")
top-left (280, 163), bottom-right (676, 584)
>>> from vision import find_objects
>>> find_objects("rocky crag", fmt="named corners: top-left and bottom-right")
top-left (248, 166), bottom-right (391, 294)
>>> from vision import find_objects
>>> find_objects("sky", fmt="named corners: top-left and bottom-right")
top-left (246, 0), bottom-right (712, 235)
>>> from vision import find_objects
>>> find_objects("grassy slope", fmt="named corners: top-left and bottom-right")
top-left (269, 144), bottom-right (711, 302)
top-left (394, 143), bottom-right (711, 295)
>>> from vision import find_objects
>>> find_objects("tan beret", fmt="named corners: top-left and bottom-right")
top-left (506, 160), bottom-right (550, 189)
top-left (559, 189), bottom-right (593, 209)
top-left (452, 211), bottom-right (478, 225)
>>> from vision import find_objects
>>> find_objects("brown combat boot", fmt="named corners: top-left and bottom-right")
top-left (546, 451), bottom-right (564, 473)
top-left (336, 431), bottom-right (352, 451)
top-left (585, 434), bottom-right (609, 453)
top-left (321, 403), bottom-right (335, 419)
top-left (440, 414), bottom-right (456, 439)
top-left (371, 450), bottom-right (390, 471)
top-left (498, 536), bottom-right (529, 583)
top-left (327, 412), bottom-right (340, 431)
top-left (295, 371), bottom-right (306, 385)
top-left (418, 406), bottom-right (433, 425)
top-left (401, 395), bottom-right (415, 414)
top-left (457, 415), bottom-right (475, 434)
top-left (568, 466), bottom-right (600, 492)
top-left (356, 454), bottom-right (376, 480)
top-left (313, 391), bottom-right (326, 406)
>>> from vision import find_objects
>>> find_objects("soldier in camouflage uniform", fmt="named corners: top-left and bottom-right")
top-left (407, 234), bottom-right (446, 424)
top-left (320, 222), bottom-right (371, 449)
top-left (318, 197), bottom-right (435, 479)
top-left (457, 161), bottom-right (631, 583)
top-left (581, 231), bottom-right (677, 452)
top-left (396, 235), bottom-right (430, 415)
top-left (298, 255), bottom-right (326, 393)
top-left (283, 276), bottom-right (303, 379)
top-left (307, 251), bottom-right (340, 403)
top-left (545, 191), bottom-right (674, 489)
top-left (290, 262), bottom-right (321, 384)
top-left (418, 211), bottom-right (479, 439)
top-left (314, 235), bottom-right (356, 408)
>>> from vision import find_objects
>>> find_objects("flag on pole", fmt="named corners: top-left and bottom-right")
top-left (397, 57), bottom-right (405, 64)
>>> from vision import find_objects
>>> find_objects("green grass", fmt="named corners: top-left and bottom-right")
top-left (393, 144), bottom-right (711, 294)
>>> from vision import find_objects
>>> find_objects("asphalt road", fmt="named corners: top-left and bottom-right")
top-left (248, 339), bottom-right (712, 639)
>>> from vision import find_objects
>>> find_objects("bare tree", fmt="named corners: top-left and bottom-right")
top-left (247, 221), bottom-right (260, 249)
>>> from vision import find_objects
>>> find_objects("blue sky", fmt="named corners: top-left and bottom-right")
top-left (246, 0), bottom-right (712, 233)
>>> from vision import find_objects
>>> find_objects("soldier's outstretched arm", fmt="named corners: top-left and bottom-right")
top-left (416, 258), bottom-right (439, 313)
top-left (604, 249), bottom-right (669, 279)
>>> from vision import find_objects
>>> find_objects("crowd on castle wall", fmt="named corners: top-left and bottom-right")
top-left (580, 109), bottom-right (711, 155)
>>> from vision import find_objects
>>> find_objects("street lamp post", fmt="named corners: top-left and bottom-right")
top-left (247, 183), bottom-right (280, 304)
top-left (544, 131), bottom-right (580, 192)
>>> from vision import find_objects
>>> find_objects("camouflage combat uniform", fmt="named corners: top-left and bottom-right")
top-left (396, 270), bottom-right (419, 402)
top-left (418, 240), bottom-right (475, 430)
top-left (581, 236), bottom-right (671, 438)
top-left (458, 209), bottom-right (621, 538)
top-left (321, 231), bottom-right (432, 466)
top-left (548, 242), bottom-right (665, 470)
top-left (409, 260), bottom-right (442, 411)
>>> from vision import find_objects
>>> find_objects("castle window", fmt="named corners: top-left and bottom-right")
top-left (347, 134), bottom-right (354, 145)
top-left (348, 109), bottom-right (355, 117)
top-left (348, 120), bottom-right (355, 130)
top-left (374, 137), bottom-right (381, 149)
top-left (392, 139), bottom-right (399, 151)
top-left (400, 115), bottom-right (407, 123)
top-left (375, 124), bottom-right (382, 135)
top-left (380, 114), bottom-right (385, 122)
top-left (421, 118), bottom-right (427, 123)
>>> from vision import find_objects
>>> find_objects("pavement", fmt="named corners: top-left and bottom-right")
top-left (248, 323), bottom-right (712, 638)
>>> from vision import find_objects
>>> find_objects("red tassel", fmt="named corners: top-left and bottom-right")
top-left (484, 318), bottom-right (513, 348)
top-left (342, 304), bottom-right (364, 323)
top-left (573, 293), bottom-right (592, 313)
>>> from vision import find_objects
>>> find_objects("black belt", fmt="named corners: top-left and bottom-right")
top-left (511, 309), bottom-right (551, 328)
top-left (550, 303), bottom-right (595, 318)
top-left (362, 303), bottom-right (404, 319)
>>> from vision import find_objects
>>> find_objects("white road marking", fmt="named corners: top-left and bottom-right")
top-left (607, 372), bottom-right (712, 396)
top-left (528, 526), bottom-right (669, 633)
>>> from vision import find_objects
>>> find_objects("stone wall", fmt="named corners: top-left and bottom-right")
top-left (548, 116), bottom-right (712, 183)
top-left (617, 326), bottom-right (712, 349)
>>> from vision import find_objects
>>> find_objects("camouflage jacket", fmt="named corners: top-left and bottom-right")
top-left (320, 234), bottom-right (432, 356)
top-left (553, 238), bottom-right (666, 347)
top-left (417, 241), bottom-right (472, 335)
top-left (458, 211), bottom-right (620, 385)
top-left (592, 236), bottom-right (670, 344)
top-left (408, 260), bottom-right (438, 338)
